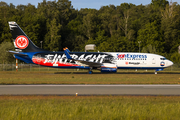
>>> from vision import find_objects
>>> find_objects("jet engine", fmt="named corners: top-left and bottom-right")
top-left (101, 64), bottom-right (117, 73)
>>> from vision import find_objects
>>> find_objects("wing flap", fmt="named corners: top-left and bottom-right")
top-left (74, 59), bottom-right (102, 67)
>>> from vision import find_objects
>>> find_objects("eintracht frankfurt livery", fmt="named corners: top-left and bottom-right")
top-left (8, 22), bottom-right (173, 74)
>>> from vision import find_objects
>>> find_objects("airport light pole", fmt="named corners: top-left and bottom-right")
top-left (138, 41), bottom-right (141, 53)
top-left (40, 41), bottom-right (43, 49)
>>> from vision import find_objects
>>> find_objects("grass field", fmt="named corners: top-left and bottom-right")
top-left (1, 71), bottom-right (180, 120)
top-left (0, 96), bottom-right (180, 120)
top-left (0, 71), bottom-right (180, 84)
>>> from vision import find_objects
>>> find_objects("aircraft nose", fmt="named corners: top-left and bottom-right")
top-left (168, 60), bottom-right (173, 66)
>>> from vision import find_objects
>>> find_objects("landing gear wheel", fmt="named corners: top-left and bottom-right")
top-left (88, 67), bottom-right (93, 74)
top-left (88, 70), bottom-right (93, 74)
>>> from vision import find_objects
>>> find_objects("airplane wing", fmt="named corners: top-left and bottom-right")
top-left (74, 60), bottom-right (102, 67)
top-left (63, 48), bottom-right (102, 67)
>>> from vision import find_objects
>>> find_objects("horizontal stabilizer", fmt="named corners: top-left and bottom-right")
top-left (8, 50), bottom-right (28, 56)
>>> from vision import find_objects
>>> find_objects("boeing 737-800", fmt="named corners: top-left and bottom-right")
top-left (8, 22), bottom-right (173, 74)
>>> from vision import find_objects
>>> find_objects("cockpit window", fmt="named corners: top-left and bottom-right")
top-left (160, 58), bottom-right (166, 60)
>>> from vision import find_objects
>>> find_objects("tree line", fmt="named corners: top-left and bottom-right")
top-left (0, 0), bottom-right (180, 64)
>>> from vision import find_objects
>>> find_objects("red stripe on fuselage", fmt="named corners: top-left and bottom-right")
top-left (32, 58), bottom-right (79, 67)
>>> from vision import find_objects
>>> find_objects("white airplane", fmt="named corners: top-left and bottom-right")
top-left (8, 21), bottom-right (173, 74)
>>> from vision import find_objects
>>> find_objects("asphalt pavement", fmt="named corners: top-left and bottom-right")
top-left (1, 84), bottom-right (180, 96)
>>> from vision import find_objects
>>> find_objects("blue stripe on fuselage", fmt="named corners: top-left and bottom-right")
top-left (117, 67), bottom-right (166, 69)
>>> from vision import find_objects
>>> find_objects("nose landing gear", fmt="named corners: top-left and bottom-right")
top-left (155, 68), bottom-right (164, 74)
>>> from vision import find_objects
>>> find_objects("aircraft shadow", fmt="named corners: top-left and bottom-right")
top-left (54, 72), bottom-right (180, 74)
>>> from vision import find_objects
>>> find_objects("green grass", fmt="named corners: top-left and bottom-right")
top-left (0, 71), bottom-right (180, 84)
top-left (0, 96), bottom-right (180, 120)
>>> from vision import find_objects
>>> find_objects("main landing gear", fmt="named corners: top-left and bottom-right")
top-left (88, 67), bottom-right (93, 74)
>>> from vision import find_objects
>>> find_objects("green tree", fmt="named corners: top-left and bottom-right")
top-left (170, 52), bottom-right (180, 67)
top-left (151, 0), bottom-right (169, 8)
top-left (137, 21), bottom-right (164, 53)
top-left (142, 44), bottom-right (156, 53)
top-left (0, 2), bottom-right (15, 43)
top-left (45, 18), bottom-right (62, 51)
top-left (82, 9), bottom-right (99, 39)
top-left (0, 42), bottom-right (14, 64)
top-left (161, 2), bottom-right (180, 53)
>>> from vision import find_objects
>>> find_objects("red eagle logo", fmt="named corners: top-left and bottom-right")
top-left (15, 36), bottom-right (29, 49)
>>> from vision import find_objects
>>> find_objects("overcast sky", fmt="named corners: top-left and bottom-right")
top-left (4, 0), bottom-right (180, 9)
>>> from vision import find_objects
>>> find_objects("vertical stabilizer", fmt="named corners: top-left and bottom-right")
top-left (8, 21), bottom-right (46, 52)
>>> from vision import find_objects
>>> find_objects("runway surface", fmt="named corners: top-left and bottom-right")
top-left (1, 84), bottom-right (180, 96)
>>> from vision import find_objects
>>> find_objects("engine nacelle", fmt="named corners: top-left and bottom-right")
top-left (101, 64), bottom-right (117, 73)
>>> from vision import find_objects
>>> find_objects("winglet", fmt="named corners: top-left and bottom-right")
top-left (63, 47), bottom-right (72, 59)
top-left (65, 47), bottom-right (70, 52)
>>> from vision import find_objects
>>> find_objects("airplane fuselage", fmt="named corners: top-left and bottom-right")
top-left (15, 51), bottom-right (173, 71)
